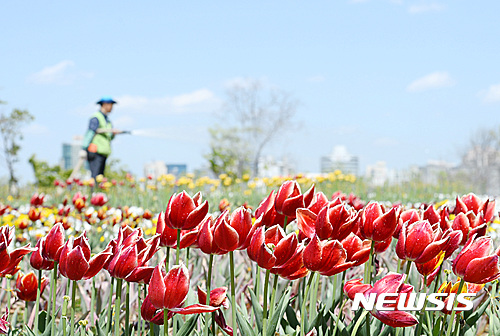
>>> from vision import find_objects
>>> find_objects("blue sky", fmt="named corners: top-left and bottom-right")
top-left (2, 1), bottom-right (500, 182)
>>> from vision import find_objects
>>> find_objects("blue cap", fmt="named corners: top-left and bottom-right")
top-left (96, 96), bottom-right (117, 105)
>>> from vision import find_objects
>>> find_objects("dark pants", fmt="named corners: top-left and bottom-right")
top-left (87, 151), bottom-right (107, 179)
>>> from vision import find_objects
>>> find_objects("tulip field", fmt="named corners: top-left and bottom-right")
top-left (1, 174), bottom-right (500, 336)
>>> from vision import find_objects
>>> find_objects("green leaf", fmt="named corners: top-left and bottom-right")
top-left (23, 326), bottom-right (35, 336)
top-left (177, 314), bottom-right (199, 336)
top-left (236, 306), bottom-right (257, 336)
top-left (285, 304), bottom-right (300, 329)
top-left (247, 287), bottom-right (263, 333)
top-left (267, 289), bottom-right (291, 335)
top-left (346, 308), bottom-right (365, 333)
top-left (465, 297), bottom-right (490, 327)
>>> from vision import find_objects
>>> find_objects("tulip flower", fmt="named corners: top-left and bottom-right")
top-left (164, 191), bottom-right (209, 230)
top-left (59, 233), bottom-right (113, 281)
top-left (148, 262), bottom-right (218, 313)
top-left (214, 207), bottom-right (252, 252)
top-left (105, 227), bottom-right (160, 283)
top-left (452, 212), bottom-right (487, 245)
top-left (307, 192), bottom-right (330, 215)
top-left (72, 192), bottom-right (87, 212)
top-left (0, 309), bottom-right (9, 335)
top-left (272, 243), bottom-right (308, 280)
top-left (254, 190), bottom-right (287, 228)
top-left (156, 211), bottom-right (199, 249)
top-left (359, 202), bottom-right (399, 242)
top-left (274, 181), bottom-right (315, 218)
top-left (423, 205), bottom-right (440, 229)
top-left (30, 238), bottom-right (55, 270)
top-left (455, 194), bottom-right (496, 223)
top-left (344, 273), bottom-right (418, 328)
top-left (452, 234), bottom-right (500, 284)
top-left (0, 226), bottom-right (35, 277)
top-left (28, 207), bottom-right (41, 222)
top-left (197, 287), bottom-right (233, 336)
top-left (30, 193), bottom-right (45, 207)
top-left (396, 220), bottom-right (451, 264)
top-left (438, 280), bottom-right (484, 314)
top-left (15, 271), bottom-right (47, 302)
top-left (247, 225), bottom-right (298, 270)
top-left (197, 216), bottom-right (226, 255)
top-left (42, 223), bottom-right (65, 262)
top-left (90, 192), bottom-right (108, 206)
top-left (302, 235), bottom-right (347, 276)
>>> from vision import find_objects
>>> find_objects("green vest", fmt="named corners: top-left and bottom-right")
top-left (90, 111), bottom-right (113, 156)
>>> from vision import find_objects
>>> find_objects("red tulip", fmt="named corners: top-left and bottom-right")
top-left (72, 192), bottom-right (87, 212)
top-left (247, 225), bottom-right (298, 270)
top-left (15, 271), bottom-right (47, 302)
top-left (359, 202), bottom-right (399, 242)
top-left (0, 226), bottom-right (35, 277)
top-left (28, 207), bottom-right (41, 222)
top-left (455, 194), bottom-right (496, 223)
top-left (164, 191), bottom-right (209, 230)
top-left (214, 207), bottom-right (253, 252)
top-left (396, 220), bottom-right (450, 264)
top-left (452, 234), bottom-right (500, 284)
top-left (0, 309), bottom-right (9, 334)
top-left (344, 273), bottom-right (418, 328)
top-left (254, 191), bottom-right (287, 228)
top-left (275, 181), bottom-right (315, 217)
top-left (30, 238), bottom-right (54, 270)
top-left (452, 213), bottom-right (487, 245)
top-left (197, 216), bottom-right (225, 255)
top-left (42, 223), bottom-right (65, 262)
top-left (59, 233), bottom-right (112, 281)
top-left (90, 193), bottom-right (108, 207)
top-left (423, 205), bottom-right (440, 229)
top-left (105, 227), bottom-right (160, 283)
top-left (307, 192), bottom-right (330, 215)
top-left (30, 193), bottom-right (45, 207)
top-left (197, 286), bottom-right (229, 309)
top-left (272, 243), bottom-right (308, 280)
top-left (148, 262), bottom-right (218, 314)
top-left (437, 280), bottom-right (484, 314)
top-left (156, 211), bottom-right (199, 249)
top-left (302, 235), bottom-right (347, 276)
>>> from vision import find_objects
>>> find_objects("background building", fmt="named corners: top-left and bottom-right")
top-left (61, 135), bottom-right (83, 170)
top-left (320, 146), bottom-right (359, 175)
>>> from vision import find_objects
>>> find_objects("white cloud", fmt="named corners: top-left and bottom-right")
top-left (480, 84), bottom-right (500, 103)
top-left (27, 60), bottom-right (93, 85)
top-left (406, 72), bottom-right (455, 92)
top-left (117, 89), bottom-right (220, 114)
top-left (408, 3), bottom-right (446, 14)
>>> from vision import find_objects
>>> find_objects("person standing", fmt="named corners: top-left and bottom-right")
top-left (81, 96), bottom-right (124, 179)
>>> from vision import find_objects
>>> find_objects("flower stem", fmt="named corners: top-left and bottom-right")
top-left (62, 296), bottom-right (69, 336)
top-left (24, 300), bottom-right (29, 326)
top-left (90, 277), bottom-right (96, 328)
top-left (115, 278), bottom-right (123, 336)
top-left (268, 274), bottom-right (279, 320)
top-left (176, 229), bottom-right (181, 265)
top-left (5, 275), bottom-right (12, 325)
top-left (446, 278), bottom-right (466, 336)
top-left (107, 277), bottom-right (115, 334)
top-left (125, 282), bottom-right (130, 336)
top-left (165, 247), bottom-right (170, 270)
top-left (229, 251), bottom-right (237, 334)
top-left (415, 276), bottom-right (428, 336)
top-left (71, 281), bottom-right (77, 336)
top-left (364, 241), bottom-right (375, 336)
top-left (300, 272), bottom-right (315, 336)
top-left (138, 284), bottom-right (143, 336)
top-left (262, 269), bottom-right (271, 336)
top-left (164, 309), bottom-right (169, 336)
top-left (34, 269), bottom-right (42, 335)
top-left (51, 262), bottom-right (59, 336)
top-left (204, 254), bottom-right (214, 336)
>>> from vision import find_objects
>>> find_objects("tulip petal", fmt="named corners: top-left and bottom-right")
top-left (170, 304), bottom-right (219, 315)
top-left (65, 246), bottom-right (90, 281)
top-left (149, 265), bottom-right (167, 309)
top-left (163, 264), bottom-right (190, 309)
top-left (373, 310), bottom-right (419, 328)
top-left (464, 254), bottom-right (500, 284)
top-left (296, 208), bottom-right (317, 239)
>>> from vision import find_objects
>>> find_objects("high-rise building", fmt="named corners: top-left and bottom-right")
top-left (61, 136), bottom-right (83, 170)
top-left (320, 146), bottom-right (359, 175)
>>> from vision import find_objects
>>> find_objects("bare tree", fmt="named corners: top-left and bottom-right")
top-left (0, 106), bottom-right (34, 195)
top-left (220, 79), bottom-right (298, 176)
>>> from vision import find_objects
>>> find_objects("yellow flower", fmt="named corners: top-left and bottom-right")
top-left (7, 195), bottom-right (13, 202)
top-left (100, 236), bottom-right (105, 242)
top-left (242, 174), bottom-right (250, 182)
top-left (243, 189), bottom-right (252, 196)
top-left (96, 175), bottom-right (104, 183)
